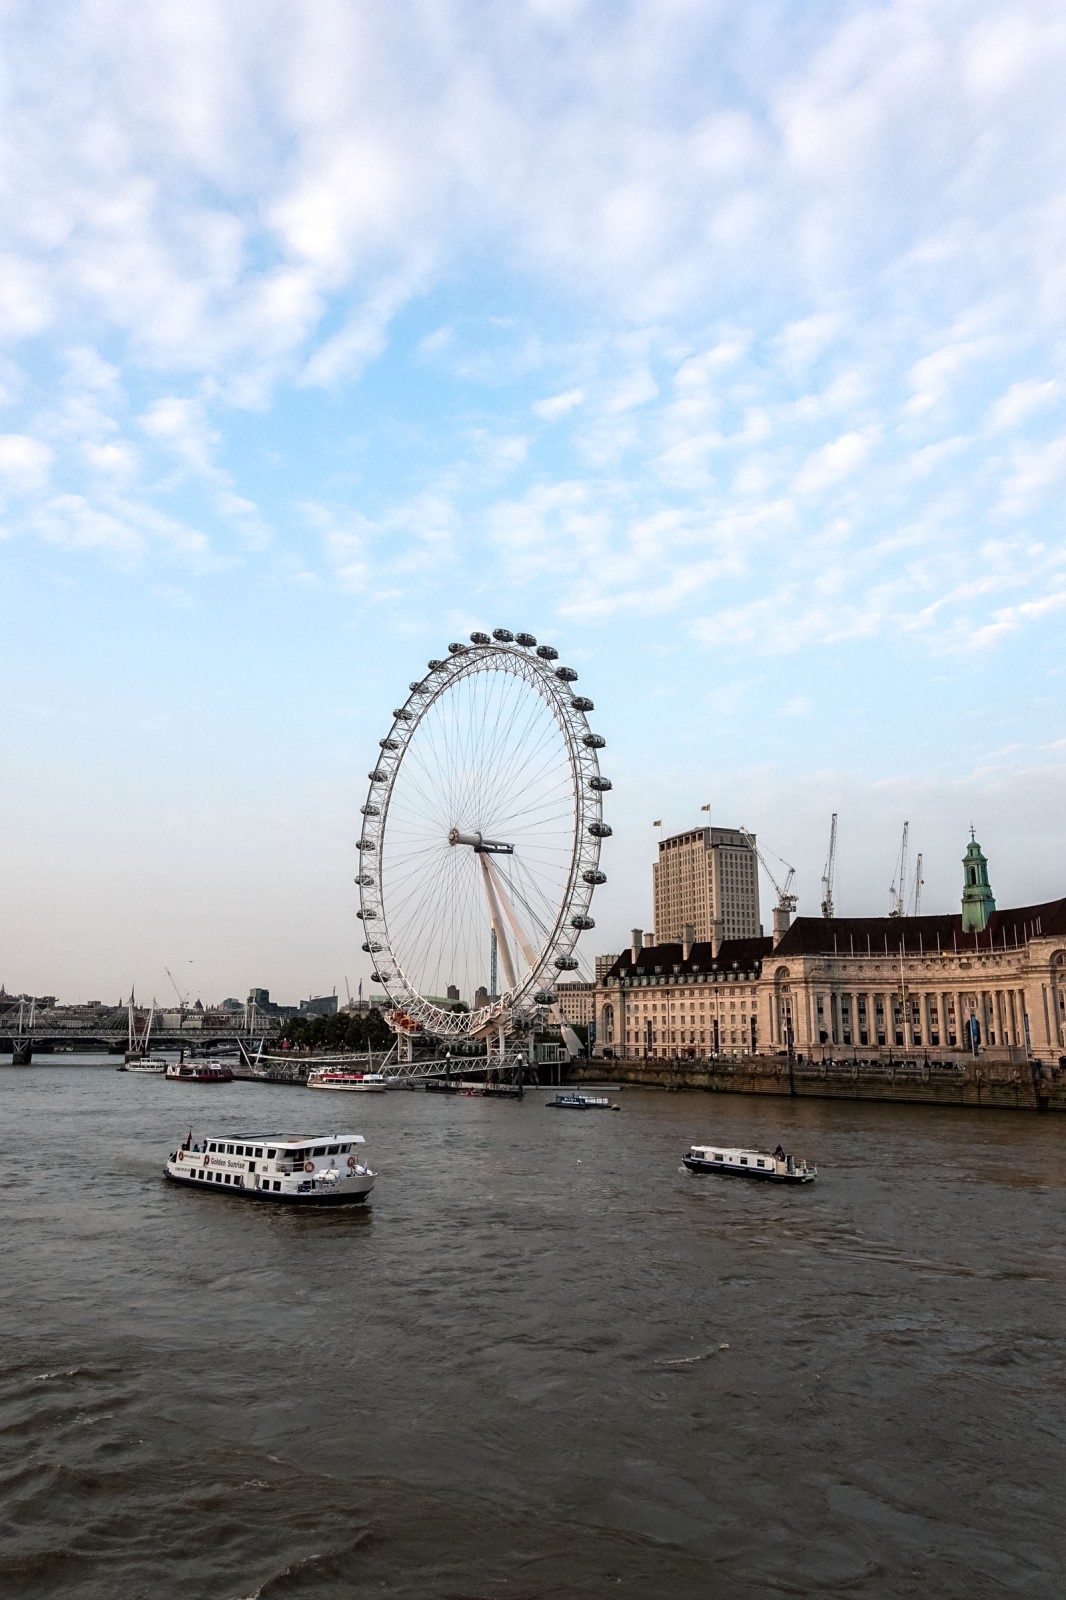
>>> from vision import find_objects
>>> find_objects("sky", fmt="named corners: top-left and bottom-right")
top-left (2, 0), bottom-right (1065, 1006)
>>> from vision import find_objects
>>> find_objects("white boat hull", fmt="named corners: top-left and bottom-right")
top-left (307, 1081), bottom-right (387, 1091)
top-left (165, 1157), bottom-right (373, 1206)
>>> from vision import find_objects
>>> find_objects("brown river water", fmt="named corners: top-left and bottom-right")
top-left (1, 1059), bottom-right (1064, 1599)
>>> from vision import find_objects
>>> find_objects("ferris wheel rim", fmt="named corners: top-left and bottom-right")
top-left (356, 636), bottom-right (608, 1039)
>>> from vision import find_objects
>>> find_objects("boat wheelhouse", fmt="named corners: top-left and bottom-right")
top-left (307, 1069), bottom-right (387, 1092)
top-left (165, 1062), bottom-right (234, 1083)
top-left (683, 1144), bottom-right (817, 1183)
top-left (547, 1092), bottom-right (619, 1111)
top-left (164, 1131), bottom-right (374, 1205)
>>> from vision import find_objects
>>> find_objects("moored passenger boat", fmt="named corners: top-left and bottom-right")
top-left (547, 1092), bottom-right (619, 1110)
top-left (164, 1131), bottom-right (374, 1205)
top-left (683, 1143), bottom-right (817, 1183)
top-left (165, 1061), bottom-right (234, 1083)
top-left (307, 1068), bottom-right (387, 1092)
top-left (121, 1057), bottom-right (168, 1075)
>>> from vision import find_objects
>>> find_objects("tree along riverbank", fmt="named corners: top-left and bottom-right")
top-left (275, 1008), bottom-right (391, 1054)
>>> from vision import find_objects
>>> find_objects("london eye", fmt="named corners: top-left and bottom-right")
top-left (356, 630), bottom-right (610, 1042)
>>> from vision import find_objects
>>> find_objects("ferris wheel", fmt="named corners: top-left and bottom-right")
top-left (356, 630), bottom-right (611, 1041)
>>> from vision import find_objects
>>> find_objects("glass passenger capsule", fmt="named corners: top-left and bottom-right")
top-left (492, 628), bottom-right (514, 642)
top-left (515, 632), bottom-right (537, 647)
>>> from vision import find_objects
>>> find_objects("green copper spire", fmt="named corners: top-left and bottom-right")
top-left (961, 826), bottom-right (996, 933)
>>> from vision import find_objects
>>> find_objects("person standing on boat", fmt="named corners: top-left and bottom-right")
top-left (774, 1144), bottom-right (785, 1160)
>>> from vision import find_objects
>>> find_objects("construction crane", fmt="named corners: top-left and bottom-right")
top-left (889, 822), bottom-right (909, 917)
top-left (820, 813), bottom-right (838, 919)
top-left (739, 828), bottom-right (798, 913)
top-left (164, 967), bottom-right (191, 1036)
top-left (164, 966), bottom-right (189, 1009)
top-left (911, 853), bottom-right (924, 917)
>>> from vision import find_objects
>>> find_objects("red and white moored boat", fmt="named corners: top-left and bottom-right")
top-left (165, 1062), bottom-right (234, 1083)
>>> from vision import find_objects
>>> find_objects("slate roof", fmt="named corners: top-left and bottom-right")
top-left (599, 898), bottom-right (1066, 979)
top-left (603, 935), bottom-right (774, 982)
top-left (773, 898), bottom-right (1066, 958)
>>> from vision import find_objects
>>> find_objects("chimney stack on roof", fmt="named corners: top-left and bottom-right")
top-left (631, 928), bottom-right (642, 964)
top-left (643, 931), bottom-right (654, 948)
top-left (682, 923), bottom-right (695, 960)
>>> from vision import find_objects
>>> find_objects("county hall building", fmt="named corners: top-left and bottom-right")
top-left (595, 833), bottom-right (1066, 1067)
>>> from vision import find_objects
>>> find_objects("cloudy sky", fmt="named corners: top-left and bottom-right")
top-left (3, 0), bottom-right (1065, 1005)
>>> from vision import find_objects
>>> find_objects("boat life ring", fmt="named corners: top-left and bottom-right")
top-left (304, 1160), bottom-right (315, 1173)
top-left (346, 1155), bottom-right (357, 1170)
top-left (177, 1150), bottom-right (184, 1162)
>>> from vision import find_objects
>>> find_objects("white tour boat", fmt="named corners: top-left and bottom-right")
top-left (164, 1131), bottom-right (374, 1206)
top-left (122, 1057), bottom-right (168, 1075)
top-left (307, 1068), bottom-right (387, 1092)
top-left (682, 1143), bottom-right (817, 1184)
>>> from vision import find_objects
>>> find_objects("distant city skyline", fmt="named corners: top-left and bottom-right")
top-left (3, 3), bottom-right (1064, 1000)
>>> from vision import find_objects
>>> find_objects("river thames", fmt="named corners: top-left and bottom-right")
top-left (1, 1060), bottom-right (1064, 1598)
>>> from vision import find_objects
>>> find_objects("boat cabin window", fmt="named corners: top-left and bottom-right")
top-left (255, 1148), bottom-right (263, 1158)
top-left (327, 1145), bottom-right (339, 1155)
top-left (739, 1157), bottom-right (748, 1165)
top-left (209, 1142), bottom-right (217, 1152)
top-left (266, 1149), bottom-right (276, 1159)
top-left (313, 1146), bottom-right (327, 1156)
top-left (713, 1154), bottom-right (723, 1162)
top-left (756, 1160), bottom-right (766, 1168)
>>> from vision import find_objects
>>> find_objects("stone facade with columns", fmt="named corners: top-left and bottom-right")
top-left (595, 840), bottom-right (1066, 1067)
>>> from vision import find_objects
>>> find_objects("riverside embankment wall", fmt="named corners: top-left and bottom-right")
top-left (570, 1057), bottom-right (1066, 1112)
